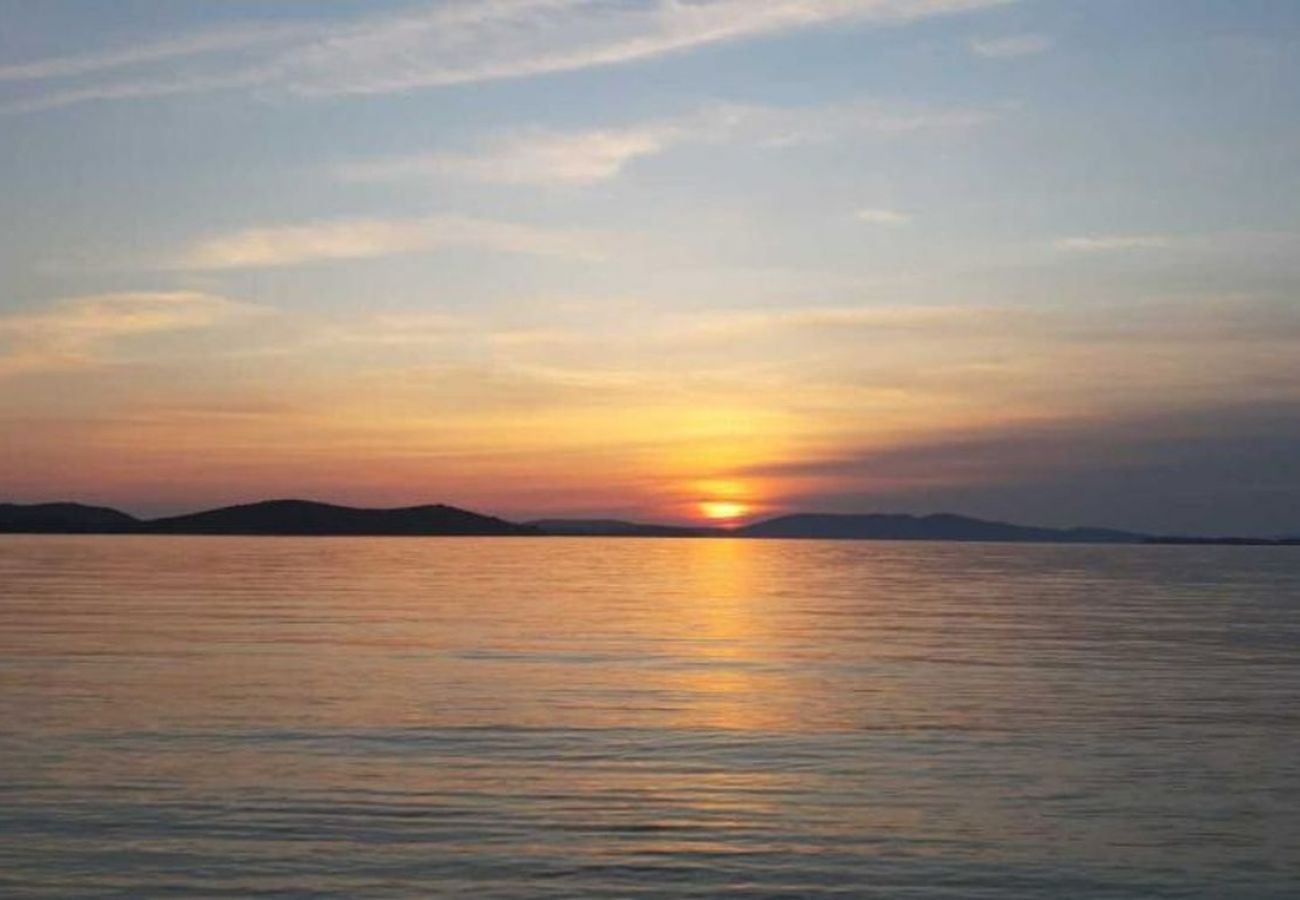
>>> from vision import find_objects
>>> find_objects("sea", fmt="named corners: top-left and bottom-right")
top-left (1, 535), bottom-right (1297, 898)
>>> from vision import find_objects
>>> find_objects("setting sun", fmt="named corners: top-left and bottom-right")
top-left (699, 501), bottom-right (750, 522)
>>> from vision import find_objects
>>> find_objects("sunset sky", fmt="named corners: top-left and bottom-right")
top-left (2, 0), bottom-right (1298, 534)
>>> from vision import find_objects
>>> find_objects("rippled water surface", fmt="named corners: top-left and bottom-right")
top-left (1, 536), bottom-right (1298, 898)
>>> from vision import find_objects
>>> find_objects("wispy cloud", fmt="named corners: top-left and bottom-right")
top-left (1055, 234), bottom-right (1178, 252)
top-left (0, 292), bottom-right (254, 375)
top-left (273, 0), bottom-right (1018, 98)
top-left (0, 71), bottom-right (262, 116)
top-left (683, 303), bottom-right (1001, 340)
top-left (292, 312), bottom-right (573, 354)
top-left (742, 100), bottom-right (998, 147)
top-left (341, 123), bottom-right (686, 187)
top-left (0, 20), bottom-right (320, 114)
top-left (340, 100), bottom-right (994, 187)
top-left (3, 0), bottom-right (1016, 114)
top-left (171, 214), bottom-right (608, 270)
top-left (734, 400), bottom-right (1300, 535)
top-left (854, 207), bottom-right (912, 225)
top-left (969, 34), bottom-right (1053, 58)
top-left (0, 22), bottom-right (314, 83)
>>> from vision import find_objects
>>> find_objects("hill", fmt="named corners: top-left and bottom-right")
top-left (5, 500), bottom-right (1287, 545)
top-left (737, 512), bottom-right (1145, 544)
top-left (0, 502), bottom-right (140, 533)
top-left (1144, 535), bottom-right (1300, 547)
top-left (145, 499), bottom-right (536, 536)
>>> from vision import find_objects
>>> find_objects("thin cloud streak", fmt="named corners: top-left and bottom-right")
top-left (683, 303), bottom-right (998, 339)
top-left (0, 292), bottom-right (255, 376)
top-left (0, 70), bottom-right (265, 116)
top-left (273, 0), bottom-right (1019, 98)
top-left (736, 401), bottom-right (1300, 535)
top-left (855, 207), bottom-right (912, 225)
top-left (0, 22), bottom-right (316, 82)
top-left (970, 34), bottom-right (1053, 58)
top-left (171, 215), bottom-right (609, 270)
top-left (1055, 234), bottom-right (1178, 252)
top-left (339, 101), bottom-right (996, 187)
top-left (341, 124), bottom-right (684, 187)
top-left (2, 0), bottom-right (1017, 114)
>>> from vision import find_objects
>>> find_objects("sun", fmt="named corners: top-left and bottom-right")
top-left (698, 500), bottom-right (750, 522)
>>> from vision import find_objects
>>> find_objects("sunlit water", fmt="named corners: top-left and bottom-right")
top-left (1, 536), bottom-right (1297, 898)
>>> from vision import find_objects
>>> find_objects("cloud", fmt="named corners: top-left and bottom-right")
top-left (0, 72), bottom-right (263, 116)
top-left (969, 34), bottom-right (1053, 58)
top-left (740, 99), bottom-right (999, 147)
top-left (0, 291), bottom-right (255, 375)
top-left (171, 214), bottom-right (608, 270)
top-left (3, 0), bottom-right (1016, 114)
top-left (1055, 234), bottom-right (1178, 252)
top-left (854, 207), bottom-right (912, 225)
top-left (681, 293), bottom-right (1300, 346)
top-left (735, 401), bottom-right (1300, 536)
top-left (666, 293), bottom-right (1300, 432)
top-left (0, 22), bottom-right (314, 83)
top-left (268, 0), bottom-right (1017, 98)
top-left (0, 20), bottom-right (318, 114)
top-left (341, 123), bottom-right (684, 187)
top-left (684, 303), bottom-right (998, 339)
top-left (285, 312), bottom-right (575, 355)
top-left (340, 100), bottom-right (994, 187)
top-left (1056, 294), bottom-right (1300, 345)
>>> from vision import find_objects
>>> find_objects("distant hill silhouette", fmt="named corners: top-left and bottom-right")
top-left (1143, 535), bottom-right (1300, 547)
top-left (2, 498), bottom-right (1294, 545)
top-left (737, 513), bottom-right (1145, 544)
top-left (0, 502), bottom-right (139, 533)
top-left (144, 499), bottom-right (536, 536)
top-left (531, 518), bottom-right (721, 538)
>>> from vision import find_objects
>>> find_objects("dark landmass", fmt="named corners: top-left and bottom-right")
top-left (143, 499), bottom-right (536, 536)
top-left (2, 499), bottom-right (1296, 545)
top-left (530, 518), bottom-right (722, 538)
top-left (0, 499), bottom-right (536, 536)
top-left (737, 512), bottom-right (1145, 544)
top-left (1144, 536), bottom-right (1300, 547)
top-left (0, 502), bottom-right (140, 533)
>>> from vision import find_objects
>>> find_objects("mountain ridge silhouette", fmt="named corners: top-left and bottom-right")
top-left (2, 499), bottom-right (1295, 544)
top-left (143, 499), bottom-right (536, 536)
top-left (735, 512), bottom-right (1144, 543)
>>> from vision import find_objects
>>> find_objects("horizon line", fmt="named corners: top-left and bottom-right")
top-left (4, 496), bottom-right (1298, 543)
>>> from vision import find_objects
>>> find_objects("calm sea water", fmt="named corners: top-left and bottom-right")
top-left (1, 536), bottom-right (1297, 898)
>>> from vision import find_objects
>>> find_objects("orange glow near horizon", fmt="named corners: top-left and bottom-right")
top-left (698, 500), bottom-right (750, 523)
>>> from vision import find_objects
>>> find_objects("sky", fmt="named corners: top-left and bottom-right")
top-left (1, 0), bottom-right (1298, 535)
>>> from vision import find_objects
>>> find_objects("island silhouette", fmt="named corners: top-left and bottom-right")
top-left (2, 499), bottom-right (1296, 545)
top-left (0, 499), bottom-right (530, 536)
